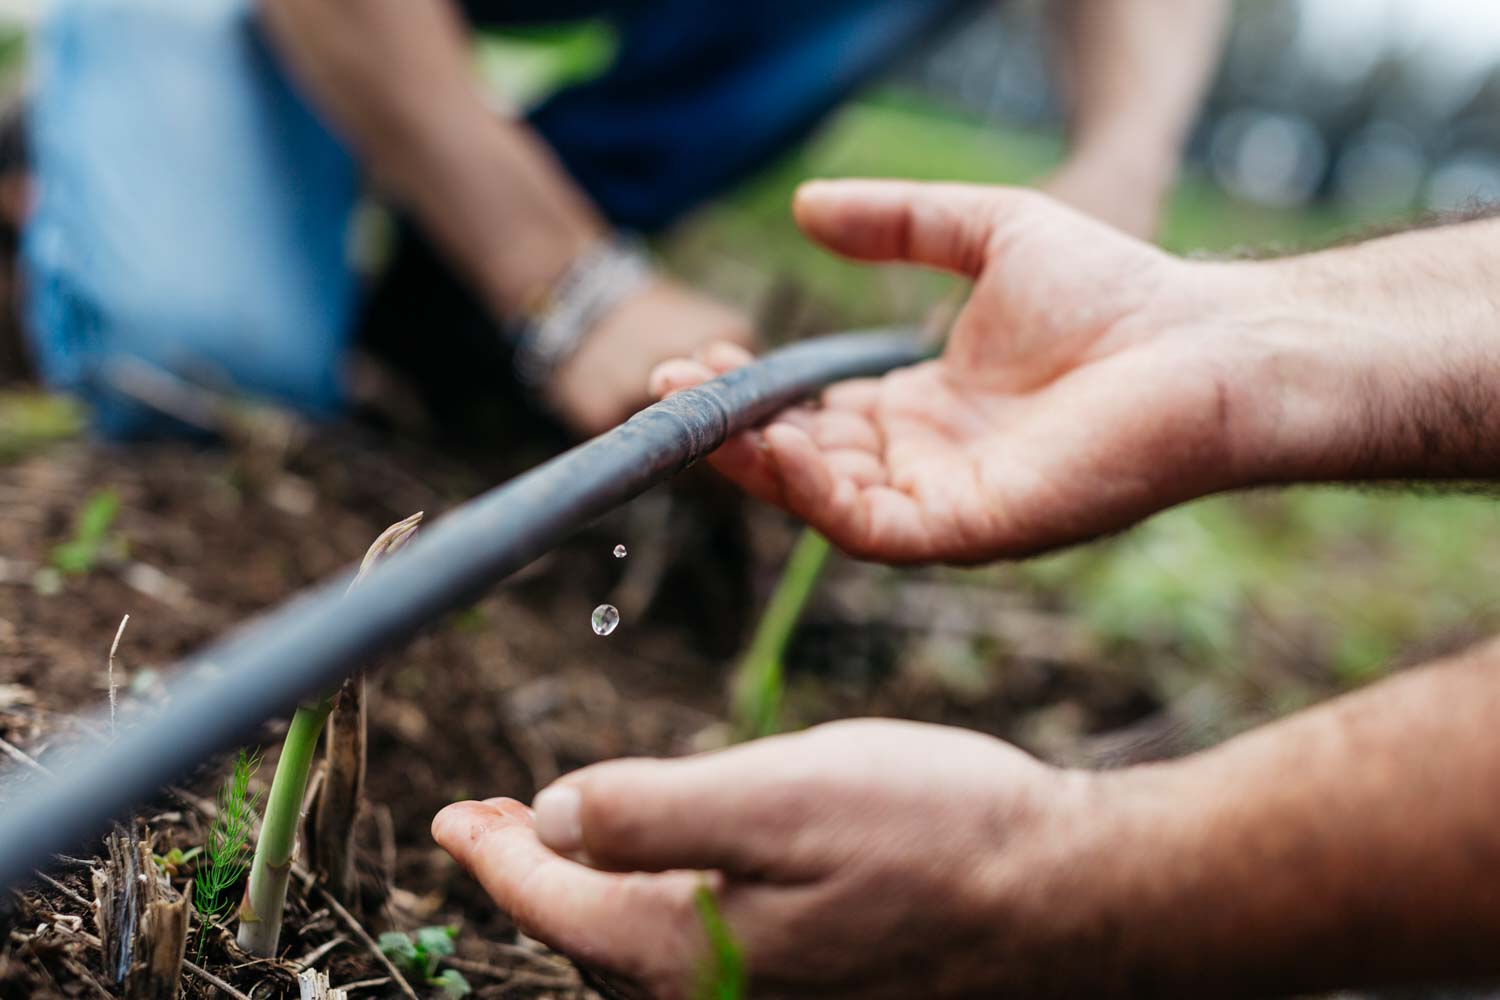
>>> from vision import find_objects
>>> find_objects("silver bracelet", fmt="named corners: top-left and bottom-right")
top-left (512, 235), bottom-right (655, 388)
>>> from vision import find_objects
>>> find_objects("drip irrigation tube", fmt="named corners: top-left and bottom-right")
top-left (0, 329), bottom-right (926, 891)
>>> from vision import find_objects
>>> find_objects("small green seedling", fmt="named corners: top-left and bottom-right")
top-left (731, 529), bottom-right (831, 741)
top-left (693, 883), bottom-right (746, 1000)
top-left (377, 926), bottom-right (471, 998)
top-left (194, 750), bottom-right (262, 956)
top-left (150, 845), bottom-right (202, 879)
top-left (150, 851), bottom-right (202, 881)
top-left (50, 488), bottom-right (123, 575)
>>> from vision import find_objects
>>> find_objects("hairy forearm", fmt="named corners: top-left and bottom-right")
top-left (257, 0), bottom-right (603, 314)
top-left (1050, 0), bottom-right (1229, 188)
top-left (1210, 216), bottom-right (1500, 485)
top-left (1062, 642), bottom-right (1500, 995)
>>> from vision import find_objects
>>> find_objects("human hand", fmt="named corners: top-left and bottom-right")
top-left (651, 180), bottom-right (1264, 564)
top-left (546, 277), bottom-right (755, 437)
top-left (432, 719), bottom-right (1105, 1000)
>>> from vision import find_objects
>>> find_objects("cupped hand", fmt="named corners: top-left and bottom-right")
top-left (652, 180), bottom-right (1259, 564)
top-left (432, 719), bottom-right (1099, 1000)
top-left (548, 276), bottom-right (755, 437)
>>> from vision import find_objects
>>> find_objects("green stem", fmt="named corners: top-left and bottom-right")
top-left (731, 530), bottom-right (831, 741)
top-left (235, 514), bottom-right (423, 956)
top-left (236, 699), bottom-right (333, 958)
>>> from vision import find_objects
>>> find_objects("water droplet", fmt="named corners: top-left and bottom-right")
top-left (591, 604), bottom-right (620, 636)
top-left (613, 544), bottom-right (628, 559)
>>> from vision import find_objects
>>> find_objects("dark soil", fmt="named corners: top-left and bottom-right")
top-left (0, 414), bottom-right (1165, 998)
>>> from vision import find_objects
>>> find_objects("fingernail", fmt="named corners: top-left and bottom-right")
top-left (533, 785), bottom-right (583, 853)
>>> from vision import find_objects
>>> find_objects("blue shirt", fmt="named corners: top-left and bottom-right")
top-left (485, 0), bottom-right (978, 231)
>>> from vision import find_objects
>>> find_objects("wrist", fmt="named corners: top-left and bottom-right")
top-left (1064, 129), bottom-right (1178, 202)
top-left (992, 759), bottom-right (1290, 997)
top-left (404, 117), bottom-right (607, 316)
top-left (510, 235), bottom-right (657, 388)
top-left (1205, 224), bottom-right (1500, 486)
top-left (964, 765), bottom-right (1176, 996)
top-left (1180, 257), bottom-right (1363, 487)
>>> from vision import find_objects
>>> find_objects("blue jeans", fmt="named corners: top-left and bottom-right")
top-left (23, 0), bottom-right (972, 438)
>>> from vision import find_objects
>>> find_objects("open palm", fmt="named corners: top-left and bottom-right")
top-left (652, 181), bottom-right (1252, 563)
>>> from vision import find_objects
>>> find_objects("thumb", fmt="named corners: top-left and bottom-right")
top-left (793, 179), bottom-right (1028, 277)
top-left (532, 739), bottom-right (816, 878)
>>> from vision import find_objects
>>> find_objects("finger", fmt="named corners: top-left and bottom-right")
top-left (758, 422), bottom-right (890, 554)
top-left (760, 422), bottom-right (838, 523)
top-left (648, 358), bottom-right (716, 399)
top-left (761, 423), bottom-right (936, 561)
top-left (770, 407), bottom-right (881, 456)
top-left (532, 738), bottom-right (822, 879)
top-left (693, 340), bottom-right (755, 372)
top-left (806, 410), bottom-right (882, 453)
top-left (766, 404), bottom-right (821, 435)
top-left (793, 179), bottom-right (1032, 277)
top-left (821, 378), bottom-right (882, 419)
top-left (649, 343), bottom-right (756, 399)
top-left (432, 799), bottom-right (693, 971)
top-left (704, 431), bottom-right (787, 507)
top-left (824, 449), bottom-right (887, 488)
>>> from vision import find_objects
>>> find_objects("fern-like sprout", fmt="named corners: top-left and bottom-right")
top-left (195, 750), bottom-right (262, 936)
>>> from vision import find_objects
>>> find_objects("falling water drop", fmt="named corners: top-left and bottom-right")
top-left (591, 604), bottom-right (620, 636)
top-left (613, 544), bottom-right (628, 559)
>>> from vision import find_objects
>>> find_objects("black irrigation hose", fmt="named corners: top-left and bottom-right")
top-left (0, 329), bottom-right (927, 892)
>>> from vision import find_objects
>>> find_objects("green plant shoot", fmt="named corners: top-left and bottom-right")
top-left (235, 513), bottom-right (423, 958)
top-left (194, 750), bottom-right (262, 955)
top-left (731, 529), bottom-right (831, 740)
top-left (50, 488), bottom-right (122, 575)
top-left (378, 926), bottom-right (472, 998)
top-left (693, 883), bottom-right (746, 1000)
top-left (151, 845), bottom-right (202, 878)
top-left (236, 703), bottom-right (330, 957)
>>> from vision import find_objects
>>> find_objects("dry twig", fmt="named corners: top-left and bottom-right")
top-left (0, 734), bottom-right (52, 776)
top-left (22, 921), bottom-right (255, 1000)
top-left (108, 614), bottom-right (130, 736)
top-left (305, 878), bottom-right (418, 1000)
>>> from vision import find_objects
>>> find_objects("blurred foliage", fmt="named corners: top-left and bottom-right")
top-left (731, 529), bottom-right (831, 740)
top-left (665, 88), bottom-right (1373, 330)
top-left (0, 391), bottom-right (85, 463)
top-left (474, 21), bottom-right (617, 111)
top-left (50, 487), bottom-right (123, 575)
top-left (1014, 489), bottom-right (1500, 699)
